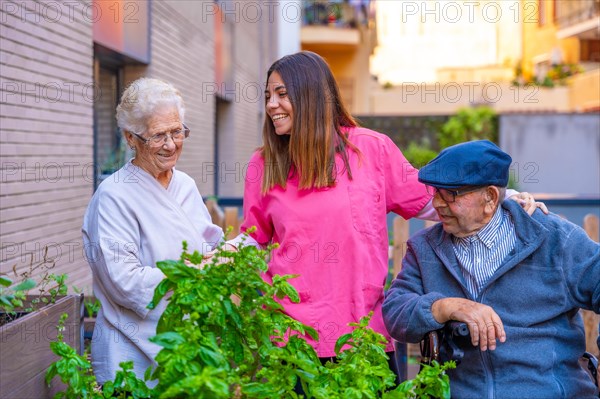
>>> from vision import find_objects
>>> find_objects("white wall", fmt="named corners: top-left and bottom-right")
top-left (371, 0), bottom-right (522, 84)
top-left (500, 114), bottom-right (600, 196)
top-left (277, 0), bottom-right (301, 58)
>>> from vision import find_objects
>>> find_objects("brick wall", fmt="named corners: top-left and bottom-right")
top-left (0, 0), bottom-right (279, 293)
top-left (144, 1), bottom-right (217, 195)
top-left (215, 1), bottom-right (279, 197)
top-left (1, 0), bottom-right (95, 291)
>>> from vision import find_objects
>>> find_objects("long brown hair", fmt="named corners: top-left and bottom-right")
top-left (261, 51), bottom-right (360, 193)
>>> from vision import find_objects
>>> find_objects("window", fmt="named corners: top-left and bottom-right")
top-left (93, 53), bottom-right (125, 187)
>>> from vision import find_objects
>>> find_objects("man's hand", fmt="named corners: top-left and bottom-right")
top-left (509, 192), bottom-right (548, 215)
top-left (431, 297), bottom-right (506, 351)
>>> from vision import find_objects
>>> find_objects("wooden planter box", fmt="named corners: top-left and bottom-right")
top-left (0, 294), bottom-right (84, 399)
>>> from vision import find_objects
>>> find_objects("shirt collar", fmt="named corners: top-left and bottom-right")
top-left (452, 206), bottom-right (504, 249)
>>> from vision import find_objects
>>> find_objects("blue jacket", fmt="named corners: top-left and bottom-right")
top-left (383, 200), bottom-right (599, 399)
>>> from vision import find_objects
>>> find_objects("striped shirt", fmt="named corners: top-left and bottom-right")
top-left (451, 207), bottom-right (516, 299)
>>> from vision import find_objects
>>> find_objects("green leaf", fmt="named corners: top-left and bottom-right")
top-left (243, 382), bottom-right (274, 396)
top-left (149, 332), bottom-right (185, 350)
top-left (334, 333), bottom-right (353, 355)
top-left (0, 296), bottom-right (14, 309)
top-left (156, 259), bottom-right (197, 280)
top-left (12, 278), bottom-right (36, 291)
top-left (103, 381), bottom-right (115, 397)
top-left (45, 364), bottom-right (58, 385)
top-left (147, 279), bottom-right (174, 310)
top-left (302, 325), bottom-right (319, 342)
top-left (144, 365), bottom-right (153, 382)
top-left (0, 275), bottom-right (12, 287)
top-left (198, 346), bottom-right (224, 367)
top-left (281, 282), bottom-right (300, 303)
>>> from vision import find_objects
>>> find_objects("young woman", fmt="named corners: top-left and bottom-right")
top-left (233, 51), bottom-right (544, 371)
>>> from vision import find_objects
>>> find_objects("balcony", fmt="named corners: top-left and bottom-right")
top-left (300, 1), bottom-right (367, 49)
top-left (556, 0), bottom-right (600, 39)
top-left (301, 26), bottom-right (360, 48)
top-left (568, 68), bottom-right (600, 111)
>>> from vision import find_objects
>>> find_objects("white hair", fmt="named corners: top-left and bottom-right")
top-left (116, 77), bottom-right (185, 134)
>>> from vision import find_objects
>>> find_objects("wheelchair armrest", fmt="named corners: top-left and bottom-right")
top-left (582, 352), bottom-right (598, 390)
top-left (420, 322), bottom-right (469, 367)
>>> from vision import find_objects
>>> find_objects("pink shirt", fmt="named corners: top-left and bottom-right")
top-left (241, 127), bottom-right (430, 356)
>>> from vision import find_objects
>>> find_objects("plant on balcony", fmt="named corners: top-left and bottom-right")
top-left (545, 63), bottom-right (584, 86)
top-left (512, 61), bottom-right (584, 87)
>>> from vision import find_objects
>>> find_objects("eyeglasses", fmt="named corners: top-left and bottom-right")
top-left (426, 185), bottom-right (487, 203)
top-left (131, 123), bottom-right (190, 148)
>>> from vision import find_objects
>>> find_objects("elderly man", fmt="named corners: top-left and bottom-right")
top-left (383, 140), bottom-right (599, 398)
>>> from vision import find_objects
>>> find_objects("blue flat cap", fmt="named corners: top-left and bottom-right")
top-left (418, 140), bottom-right (512, 189)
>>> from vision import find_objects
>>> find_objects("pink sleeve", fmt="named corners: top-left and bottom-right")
top-left (240, 152), bottom-right (273, 246)
top-left (382, 135), bottom-right (431, 219)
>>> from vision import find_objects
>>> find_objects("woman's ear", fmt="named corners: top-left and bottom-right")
top-left (124, 132), bottom-right (135, 150)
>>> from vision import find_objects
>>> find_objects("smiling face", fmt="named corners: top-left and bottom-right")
top-left (265, 71), bottom-right (293, 136)
top-left (126, 106), bottom-right (183, 183)
top-left (432, 186), bottom-right (497, 238)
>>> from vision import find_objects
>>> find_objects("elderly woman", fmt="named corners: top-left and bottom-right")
top-left (82, 78), bottom-right (223, 385)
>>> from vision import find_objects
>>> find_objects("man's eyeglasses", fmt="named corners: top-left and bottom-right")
top-left (426, 185), bottom-right (487, 203)
top-left (131, 123), bottom-right (190, 148)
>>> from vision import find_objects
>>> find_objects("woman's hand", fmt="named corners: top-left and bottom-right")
top-left (183, 250), bottom-right (218, 269)
top-left (509, 192), bottom-right (548, 215)
top-left (190, 246), bottom-right (240, 305)
top-left (186, 243), bottom-right (239, 269)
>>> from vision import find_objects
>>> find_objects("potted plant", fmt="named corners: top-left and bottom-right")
top-left (0, 252), bottom-right (83, 399)
top-left (46, 233), bottom-right (455, 398)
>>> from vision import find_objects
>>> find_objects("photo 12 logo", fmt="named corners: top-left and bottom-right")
top-left (1, 1), bottom-right (140, 24)
top-left (399, 1), bottom-right (538, 24)
top-left (1, 81), bottom-right (98, 104)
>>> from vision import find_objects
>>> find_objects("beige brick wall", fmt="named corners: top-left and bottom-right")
top-left (145, 0), bottom-right (217, 195)
top-left (138, 0), bottom-right (279, 198)
top-left (0, 0), bottom-right (279, 294)
top-left (1, 0), bottom-right (95, 291)
top-left (215, 2), bottom-right (279, 197)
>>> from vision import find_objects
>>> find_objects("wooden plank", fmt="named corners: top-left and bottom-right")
top-left (392, 217), bottom-right (409, 278)
top-left (3, 365), bottom-right (65, 399)
top-left (224, 207), bottom-right (241, 240)
top-left (205, 199), bottom-right (224, 229)
top-left (583, 214), bottom-right (599, 243)
top-left (582, 214), bottom-right (599, 356)
top-left (0, 294), bottom-right (83, 398)
top-left (582, 309), bottom-right (600, 357)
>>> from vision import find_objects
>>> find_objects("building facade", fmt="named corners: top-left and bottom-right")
top-left (520, 0), bottom-right (600, 112)
top-left (1, 0), bottom-right (279, 290)
top-left (371, 0), bottom-right (522, 85)
top-left (300, 0), bottom-right (377, 114)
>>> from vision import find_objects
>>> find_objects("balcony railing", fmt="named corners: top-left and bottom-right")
top-left (302, 1), bottom-right (370, 28)
top-left (555, 0), bottom-right (600, 28)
